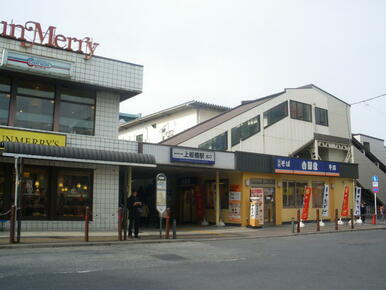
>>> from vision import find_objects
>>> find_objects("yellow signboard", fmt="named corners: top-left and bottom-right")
top-left (0, 128), bottom-right (66, 147)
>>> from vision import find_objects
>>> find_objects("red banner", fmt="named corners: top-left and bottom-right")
top-left (301, 187), bottom-right (312, 220)
top-left (194, 185), bottom-right (205, 219)
top-left (341, 186), bottom-right (350, 217)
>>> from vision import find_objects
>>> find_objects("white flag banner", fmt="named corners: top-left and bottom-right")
top-left (354, 187), bottom-right (362, 216)
top-left (321, 184), bottom-right (330, 217)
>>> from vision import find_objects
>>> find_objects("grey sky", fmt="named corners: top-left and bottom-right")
top-left (3, 0), bottom-right (386, 142)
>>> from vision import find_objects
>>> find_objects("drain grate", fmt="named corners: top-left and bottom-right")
top-left (152, 254), bottom-right (187, 261)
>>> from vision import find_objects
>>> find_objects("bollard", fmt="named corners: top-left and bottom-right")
top-left (9, 205), bottom-right (15, 244)
top-left (350, 209), bottom-right (354, 229)
top-left (372, 214), bottom-right (376, 225)
top-left (165, 209), bottom-right (170, 239)
top-left (85, 206), bottom-right (90, 242)
top-left (297, 209), bottom-right (301, 233)
top-left (118, 207), bottom-right (122, 241)
top-left (172, 218), bottom-right (177, 239)
top-left (291, 218), bottom-right (295, 233)
top-left (316, 209), bottom-right (320, 232)
top-left (335, 209), bottom-right (338, 231)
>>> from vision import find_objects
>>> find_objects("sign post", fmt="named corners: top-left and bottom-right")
top-left (372, 176), bottom-right (379, 218)
top-left (156, 173), bottom-right (167, 238)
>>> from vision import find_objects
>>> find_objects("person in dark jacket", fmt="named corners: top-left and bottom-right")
top-left (360, 202), bottom-right (367, 223)
top-left (127, 191), bottom-right (142, 238)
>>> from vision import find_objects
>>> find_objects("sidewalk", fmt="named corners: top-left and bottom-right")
top-left (1, 221), bottom-right (386, 249)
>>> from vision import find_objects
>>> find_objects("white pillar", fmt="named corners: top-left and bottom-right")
top-left (215, 170), bottom-right (220, 225)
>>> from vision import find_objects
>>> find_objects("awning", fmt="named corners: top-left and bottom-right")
top-left (0, 142), bottom-right (156, 168)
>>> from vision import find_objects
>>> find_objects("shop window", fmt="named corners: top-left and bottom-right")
top-left (290, 100), bottom-right (312, 122)
top-left (0, 76), bottom-right (11, 125)
top-left (263, 101), bottom-right (288, 128)
top-left (21, 168), bottom-right (49, 218)
top-left (56, 170), bottom-right (92, 219)
top-left (205, 179), bottom-right (229, 209)
top-left (315, 107), bottom-right (328, 126)
top-left (0, 166), bottom-right (11, 218)
top-left (59, 87), bottom-right (95, 135)
top-left (15, 80), bottom-right (55, 131)
top-left (199, 131), bottom-right (228, 151)
top-left (282, 181), bottom-right (308, 208)
top-left (231, 115), bottom-right (260, 146)
top-left (312, 181), bottom-right (324, 208)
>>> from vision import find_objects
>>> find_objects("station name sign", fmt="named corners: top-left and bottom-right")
top-left (274, 157), bottom-right (339, 176)
top-left (170, 147), bottom-right (215, 165)
top-left (0, 20), bottom-right (99, 59)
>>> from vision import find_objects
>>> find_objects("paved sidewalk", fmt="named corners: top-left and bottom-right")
top-left (1, 221), bottom-right (385, 249)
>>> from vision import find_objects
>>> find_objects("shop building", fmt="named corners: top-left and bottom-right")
top-left (0, 20), bottom-right (155, 231)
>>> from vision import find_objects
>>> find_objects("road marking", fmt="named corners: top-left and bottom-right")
top-left (56, 269), bottom-right (98, 274)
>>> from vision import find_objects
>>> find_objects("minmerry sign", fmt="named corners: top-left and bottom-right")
top-left (0, 20), bottom-right (99, 59)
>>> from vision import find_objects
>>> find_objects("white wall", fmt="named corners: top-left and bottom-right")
top-left (354, 135), bottom-right (386, 165)
top-left (179, 87), bottom-right (351, 159)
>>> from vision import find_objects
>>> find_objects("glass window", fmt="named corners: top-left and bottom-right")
top-left (283, 181), bottom-right (308, 208)
top-left (0, 166), bottom-right (10, 218)
top-left (231, 116), bottom-right (260, 146)
top-left (0, 77), bottom-right (11, 126)
top-left (21, 168), bottom-right (49, 218)
top-left (315, 107), bottom-right (328, 126)
top-left (59, 87), bottom-right (95, 135)
top-left (199, 131), bottom-right (228, 150)
top-left (17, 80), bottom-right (54, 99)
top-left (312, 182), bottom-right (324, 208)
top-left (59, 102), bottom-right (94, 135)
top-left (290, 100), bottom-right (312, 122)
top-left (136, 134), bottom-right (143, 142)
top-left (15, 96), bottom-right (54, 131)
top-left (56, 170), bottom-right (92, 219)
top-left (263, 101), bottom-right (288, 128)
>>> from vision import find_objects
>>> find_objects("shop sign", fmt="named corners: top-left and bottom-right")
top-left (249, 188), bottom-right (264, 226)
top-left (170, 147), bottom-right (215, 165)
top-left (0, 127), bottom-right (66, 147)
top-left (228, 185), bottom-right (241, 223)
top-left (156, 173), bottom-right (167, 215)
top-left (301, 187), bottom-right (312, 220)
top-left (354, 187), bottom-right (362, 216)
top-left (1, 50), bottom-right (72, 77)
top-left (341, 186), bottom-right (350, 217)
top-left (274, 157), bottom-right (340, 176)
top-left (0, 20), bottom-right (99, 59)
top-left (321, 185), bottom-right (330, 217)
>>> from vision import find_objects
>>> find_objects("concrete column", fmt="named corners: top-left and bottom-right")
top-left (128, 167), bottom-right (132, 197)
top-left (215, 170), bottom-right (220, 225)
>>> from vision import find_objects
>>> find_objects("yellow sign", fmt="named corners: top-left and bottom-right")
top-left (0, 128), bottom-right (66, 147)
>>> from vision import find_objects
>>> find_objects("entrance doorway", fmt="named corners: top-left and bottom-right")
top-left (263, 187), bottom-right (275, 225)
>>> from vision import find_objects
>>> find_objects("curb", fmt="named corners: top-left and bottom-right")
top-left (0, 226), bottom-right (385, 250)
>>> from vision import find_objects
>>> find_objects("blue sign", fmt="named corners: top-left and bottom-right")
top-left (170, 148), bottom-right (215, 165)
top-left (373, 187), bottom-right (379, 193)
top-left (372, 176), bottom-right (379, 182)
top-left (274, 157), bottom-right (340, 176)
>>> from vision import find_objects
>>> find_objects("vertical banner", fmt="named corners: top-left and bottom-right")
top-left (228, 185), bottom-right (241, 223)
top-left (194, 185), bottom-right (205, 220)
top-left (321, 184), bottom-right (330, 217)
top-left (341, 186), bottom-right (350, 217)
top-left (250, 188), bottom-right (264, 226)
top-left (301, 187), bottom-right (312, 220)
top-left (354, 187), bottom-right (362, 216)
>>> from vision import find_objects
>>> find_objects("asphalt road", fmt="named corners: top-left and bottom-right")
top-left (0, 230), bottom-right (385, 290)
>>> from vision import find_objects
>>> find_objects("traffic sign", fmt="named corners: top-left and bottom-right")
top-left (372, 181), bottom-right (379, 187)
top-left (156, 173), bottom-right (167, 215)
top-left (373, 187), bottom-right (379, 193)
top-left (372, 176), bottom-right (379, 182)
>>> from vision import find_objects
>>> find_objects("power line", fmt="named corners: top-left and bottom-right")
top-left (350, 93), bottom-right (386, 105)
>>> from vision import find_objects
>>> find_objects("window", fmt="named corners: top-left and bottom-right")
top-left (56, 170), bottom-right (92, 219)
top-left (283, 181), bottom-right (308, 208)
top-left (136, 134), bottom-right (143, 142)
top-left (0, 166), bottom-right (11, 218)
top-left (363, 141), bottom-right (370, 151)
top-left (59, 87), bottom-right (95, 135)
top-left (231, 116), bottom-right (260, 146)
top-left (15, 80), bottom-right (55, 131)
top-left (312, 181), bottom-right (324, 208)
top-left (0, 76), bottom-right (11, 125)
top-left (315, 107), bottom-right (328, 126)
top-left (21, 168), bottom-right (49, 218)
top-left (199, 131), bottom-right (228, 150)
top-left (263, 101), bottom-right (288, 128)
top-left (290, 100), bottom-right (312, 122)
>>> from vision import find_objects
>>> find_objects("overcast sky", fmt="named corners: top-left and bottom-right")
top-left (3, 0), bottom-right (386, 142)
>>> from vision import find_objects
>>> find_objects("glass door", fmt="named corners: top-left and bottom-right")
top-left (263, 188), bottom-right (275, 225)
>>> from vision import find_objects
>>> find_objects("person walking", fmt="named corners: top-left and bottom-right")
top-left (360, 202), bottom-right (367, 223)
top-left (127, 191), bottom-right (142, 238)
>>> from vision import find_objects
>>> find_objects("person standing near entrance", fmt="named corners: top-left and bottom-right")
top-left (360, 202), bottom-right (367, 223)
top-left (128, 191), bottom-right (142, 238)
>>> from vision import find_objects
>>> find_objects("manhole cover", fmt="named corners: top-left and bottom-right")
top-left (152, 254), bottom-right (187, 261)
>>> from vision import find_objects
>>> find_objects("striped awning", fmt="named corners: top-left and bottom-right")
top-left (0, 142), bottom-right (156, 168)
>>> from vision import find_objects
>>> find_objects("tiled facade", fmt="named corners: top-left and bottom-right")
top-left (0, 36), bottom-right (144, 231)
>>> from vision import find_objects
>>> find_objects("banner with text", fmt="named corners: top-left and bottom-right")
top-left (341, 186), bottom-right (350, 217)
top-left (301, 187), bottom-right (312, 220)
top-left (321, 184), bottom-right (330, 217)
top-left (354, 187), bottom-right (362, 216)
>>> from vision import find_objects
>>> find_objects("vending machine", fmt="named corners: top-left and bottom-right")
top-left (249, 188), bottom-right (264, 227)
